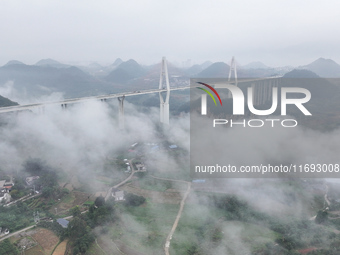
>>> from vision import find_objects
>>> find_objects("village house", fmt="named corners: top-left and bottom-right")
top-left (57, 218), bottom-right (69, 228)
top-left (112, 188), bottom-right (125, 201)
top-left (0, 180), bottom-right (5, 192)
top-left (0, 179), bottom-right (13, 193)
top-left (25, 176), bottom-right (40, 186)
top-left (0, 227), bottom-right (10, 236)
top-left (0, 191), bottom-right (10, 203)
top-left (0, 176), bottom-right (14, 192)
top-left (135, 162), bottom-right (147, 172)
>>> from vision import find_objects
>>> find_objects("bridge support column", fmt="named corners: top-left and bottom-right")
top-left (251, 83), bottom-right (259, 106)
top-left (260, 82), bottom-right (263, 104)
top-left (61, 104), bottom-right (67, 110)
top-left (159, 57), bottom-right (170, 125)
top-left (252, 78), bottom-right (280, 107)
top-left (38, 106), bottom-right (45, 114)
top-left (256, 83), bottom-right (260, 105)
top-left (265, 82), bottom-right (269, 102)
top-left (118, 96), bottom-right (125, 129)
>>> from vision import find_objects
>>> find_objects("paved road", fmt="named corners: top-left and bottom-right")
top-left (0, 225), bottom-right (36, 242)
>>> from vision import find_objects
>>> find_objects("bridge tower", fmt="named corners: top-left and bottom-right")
top-left (228, 56), bottom-right (238, 86)
top-left (226, 56), bottom-right (238, 98)
top-left (159, 57), bottom-right (170, 125)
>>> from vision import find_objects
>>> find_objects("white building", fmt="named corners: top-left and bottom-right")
top-left (135, 163), bottom-right (146, 172)
top-left (26, 176), bottom-right (39, 186)
top-left (112, 188), bottom-right (125, 201)
top-left (0, 192), bottom-right (10, 203)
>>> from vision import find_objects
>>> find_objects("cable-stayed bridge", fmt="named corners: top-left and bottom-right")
top-left (0, 57), bottom-right (280, 127)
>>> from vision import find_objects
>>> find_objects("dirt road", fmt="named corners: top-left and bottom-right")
top-left (105, 159), bottom-right (139, 201)
top-left (150, 175), bottom-right (191, 255)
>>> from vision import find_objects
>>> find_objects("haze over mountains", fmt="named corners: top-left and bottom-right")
top-left (301, 58), bottom-right (340, 78)
top-left (35, 58), bottom-right (70, 69)
top-left (0, 57), bottom-right (339, 105)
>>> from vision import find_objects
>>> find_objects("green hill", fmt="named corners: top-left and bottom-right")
top-left (105, 59), bottom-right (146, 83)
top-left (303, 58), bottom-right (340, 78)
top-left (0, 95), bottom-right (18, 107)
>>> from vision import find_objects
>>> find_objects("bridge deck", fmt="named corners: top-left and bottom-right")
top-left (0, 77), bottom-right (280, 114)
top-left (0, 87), bottom-right (191, 113)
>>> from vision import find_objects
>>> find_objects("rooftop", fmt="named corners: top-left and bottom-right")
top-left (56, 218), bottom-right (69, 228)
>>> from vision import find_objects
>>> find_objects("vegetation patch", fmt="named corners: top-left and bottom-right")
top-left (171, 192), bottom-right (340, 255)
top-left (108, 202), bottom-right (179, 254)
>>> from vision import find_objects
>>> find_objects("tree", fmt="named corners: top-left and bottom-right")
top-left (70, 206), bottom-right (81, 217)
top-left (125, 193), bottom-right (146, 206)
top-left (187, 242), bottom-right (202, 255)
top-left (88, 203), bottom-right (115, 225)
top-left (94, 195), bottom-right (105, 207)
top-left (0, 239), bottom-right (19, 255)
top-left (67, 217), bottom-right (87, 238)
top-left (67, 217), bottom-right (94, 255)
top-left (315, 210), bottom-right (328, 224)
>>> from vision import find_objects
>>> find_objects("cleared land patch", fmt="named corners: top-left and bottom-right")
top-left (52, 239), bottom-right (68, 255)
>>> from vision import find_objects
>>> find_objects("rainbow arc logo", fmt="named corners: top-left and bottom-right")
top-left (196, 82), bottom-right (222, 106)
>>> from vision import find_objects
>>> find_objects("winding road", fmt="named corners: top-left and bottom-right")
top-left (1, 162), bottom-right (191, 255)
top-left (105, 159), bottom-right (138, 201)
top-left (150, 175), bottom-right (191, 255)
top-left (0, 159), bottom-right (138, 243)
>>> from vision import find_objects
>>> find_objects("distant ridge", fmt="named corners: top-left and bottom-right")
top-left (105, 59), bottom-right (146, 83)
top-left (242, 61), bottom-right (269, 69)
top-left (195, 61), bottom-right (277, 78)
top-left (88, 62), bottom-right (103, 69)
top-left (185, 64), bottom-right (202, 76)
top-left (282, 69), bottom-right (339, 101)
top-left (35, 58), bottom-right (69, 68)
top-left (112, 58), bottom-right (123, 67)
top-left (4, 60), bottom-right (25, 66)
top-left (196, 62), bottom-right (230, 78)
top-left (0, 64), bottom-right (114, 98)
top-left (283, 69), bottom-right (319, 78)
top-left (200, 61), bottom-right (213, 69)
top-left (303, 58), bottom-right (340, 77)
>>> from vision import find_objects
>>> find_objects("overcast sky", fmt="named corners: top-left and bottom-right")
top-left (1, 0), bottom-right (339, 67)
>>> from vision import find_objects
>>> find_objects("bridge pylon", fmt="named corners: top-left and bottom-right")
top-left (159, 57), bottom-right (170, 125)
top-left (118, 96), bottom-right (125, 129)
top-left (228, 56), bottom-right (238, 86)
